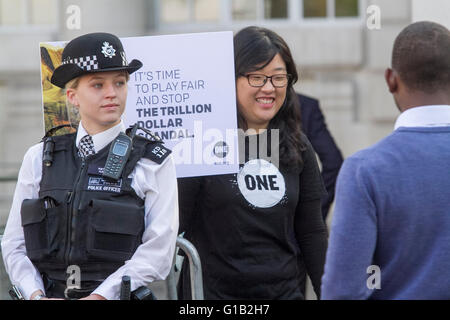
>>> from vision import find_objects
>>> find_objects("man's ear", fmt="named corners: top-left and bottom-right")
top-left (384, 68), bottom-right (398, 94)
top-left (66, 88), bottom-right (79, 107)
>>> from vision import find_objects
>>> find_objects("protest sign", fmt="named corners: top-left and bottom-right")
top-left (39, 31), bottom-right (239, 178)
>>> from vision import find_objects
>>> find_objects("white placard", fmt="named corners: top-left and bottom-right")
top-left (40, 31), bottom-right (239, 178)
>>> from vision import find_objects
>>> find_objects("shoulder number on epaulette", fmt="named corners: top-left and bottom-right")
top-left (145, 143), bottom-right (171, 164)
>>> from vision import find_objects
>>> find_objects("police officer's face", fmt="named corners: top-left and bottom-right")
top-left (236, 53), bottom-right (287, 131)
top-left (67, 71), bottom-right (128, 134)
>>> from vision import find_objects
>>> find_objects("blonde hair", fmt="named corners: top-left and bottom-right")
top-left (65, 77), bottom-right (81, 90)
top-left (64, 77), bottom-right (81, 125)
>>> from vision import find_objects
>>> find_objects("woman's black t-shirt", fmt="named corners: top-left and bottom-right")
top-left (177, 132), bottom-right (327, 299)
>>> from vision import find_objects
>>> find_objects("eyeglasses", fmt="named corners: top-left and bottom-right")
top-left (241, 73), bottom-right (291, 88)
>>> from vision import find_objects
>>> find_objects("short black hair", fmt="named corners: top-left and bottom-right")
top-left (392, 21), bottom-right (450, 93)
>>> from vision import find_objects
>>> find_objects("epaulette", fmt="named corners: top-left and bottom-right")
top-left (126, 124), bottom-right (172, 164)
top-left (143, 140), bottom-right (171, 164)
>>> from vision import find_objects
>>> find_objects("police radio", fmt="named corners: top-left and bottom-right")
top-left (103, 132), bottom-right (132, 181)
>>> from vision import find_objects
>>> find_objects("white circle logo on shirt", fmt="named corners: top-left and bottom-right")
top-left (237, 159), bottom-right (286, 208)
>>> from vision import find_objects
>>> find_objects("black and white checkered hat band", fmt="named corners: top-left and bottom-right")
top-left (62, 55), bottom-right (99, 71)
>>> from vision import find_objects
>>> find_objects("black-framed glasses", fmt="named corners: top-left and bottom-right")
top-left (241, 73), bottom-right (291, 88)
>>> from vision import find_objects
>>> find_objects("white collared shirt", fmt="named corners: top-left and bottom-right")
top-left (1, 120), bottom-right (179, 300)
top-left (76, 121), bottom-right (125, 153)
top-left (394, 105), bottom-right (450, 130)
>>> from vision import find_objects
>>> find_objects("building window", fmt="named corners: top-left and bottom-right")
top-left (231, 0), bottom-right (287, 21)
top-left (303, 0), bottom-right (359, 18)
top-left (195, 0), bottom-right (220, 21)
top-left (303, 0), bottom-right (327, 18)
top-left (264, 0), bottom-right (288, 19)
top-left (0, 0), bottom-right (57, 27)
top-left (161, 0), bottom-right (189, 23)
top-left (232, 0), bottom-right (257, 20)
top-left (160, 0), bottom-right (220, 24)
top-left (335, 0), bottom-right (359, 17)
top-left (0, 0), bottom-right (25, 25)
top-left (30, 0), bottom-right (58, 24)
top-left (156, 0), bottom-right (361, 29)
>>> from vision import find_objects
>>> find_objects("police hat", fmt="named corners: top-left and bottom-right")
top-left (51, 32), bottom-right (142, 88)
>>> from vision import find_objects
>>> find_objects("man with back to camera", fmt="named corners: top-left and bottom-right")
top-left (321, 21), bottom-right (450, 299)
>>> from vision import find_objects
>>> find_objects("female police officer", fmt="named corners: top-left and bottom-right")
top-left (1, 33), bottom-right (179, 300)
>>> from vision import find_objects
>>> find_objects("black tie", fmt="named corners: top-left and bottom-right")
top-left (78, 135), bottom-right (95, 158)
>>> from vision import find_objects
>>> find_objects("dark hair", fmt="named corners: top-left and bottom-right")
top-left (392, 21), bottom-right (450, 93)
top-left (234, 26), bottom-right (305, 167)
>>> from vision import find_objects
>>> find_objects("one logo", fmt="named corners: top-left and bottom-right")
top-left (237, 159), bottom-right (286, 208)
top-left (101, 41), bottom-right (116, 58)
top-left (213, 141), bottom-right (229, 158)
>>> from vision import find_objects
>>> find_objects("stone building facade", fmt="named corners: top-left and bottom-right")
top-left (0, 0), bottom-right (448, 299)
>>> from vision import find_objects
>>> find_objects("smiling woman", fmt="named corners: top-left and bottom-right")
top-left (177, 26), bottom-right (328, 300)
top-left (236, 53), bottom-right (288, 131)
top-left (233, 26), bottom-right (304, 167)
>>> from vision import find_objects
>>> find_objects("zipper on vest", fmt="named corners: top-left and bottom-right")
top-left (65, 157), bottom-right (86, 265)
top-left (66, 191), bottom-right (74, 204)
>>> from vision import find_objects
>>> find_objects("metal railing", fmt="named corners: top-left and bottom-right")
top-left (166, 236), bottom-right (204, 300)
top-left (0, 176), bottom-right (17, 182)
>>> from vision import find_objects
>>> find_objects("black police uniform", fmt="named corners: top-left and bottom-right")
top-left (21, 132), bottom-right (170, 298)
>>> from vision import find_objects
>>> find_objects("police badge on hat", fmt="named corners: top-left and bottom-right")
top-left (101, 42), bottom-right (116, 58)
top-left (51, 32), bottom-right (142, 88)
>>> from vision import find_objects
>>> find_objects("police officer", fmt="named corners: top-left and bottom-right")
top-left (1, 33), bottom-right (179, 300)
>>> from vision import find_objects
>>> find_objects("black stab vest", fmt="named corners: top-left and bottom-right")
top-left (20, 132), bottom-right (170, 282)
